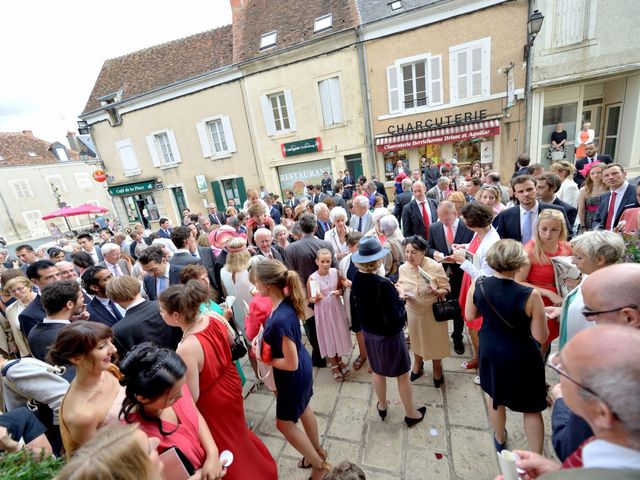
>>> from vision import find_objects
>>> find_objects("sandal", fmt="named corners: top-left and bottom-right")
top-left (298, 448), bottom-right (327, 470)
top-left (308, 462), bottom-right (332, 480)
top-left (330, 365), bottom-right (344, 382)
top-left (352, 356), bottom-right (366, 370)
top-left (339, 362), bottom-right (351, 379)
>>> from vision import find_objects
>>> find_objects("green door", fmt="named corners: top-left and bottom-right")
top-left (171, 187), bottom-right (188, 213)
top-left (211, 181), bottom-right (226, 209)
top-left (345, 154), bottom-right (364, 179)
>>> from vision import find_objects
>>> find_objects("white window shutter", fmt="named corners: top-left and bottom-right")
top-left (430, 56), bottom-right (442, 105)
top-left (116, 140), bottom-right (141, 175)
top-left (221, 116), bottom-right (236, 153)
top-left (260, 95), bottom-right (276, 136)
top-left (283, 89), bottom-right (297, 131)
top-left (471, 47), bottom-right (483, 97)
top-left (386, 65), bottom-right (400, 113)
top-left (449, 54), bottom-right (458, 102)
top-left (146, 135), bottom-right (162, 167)
top-left (457, 51), bottom-right (468, 100)
top-left (196, 121), bottom-right (213, 158)
top-left (319, 79), bottom-right (333, 125)
top-left (329, 78), bottom-right (343, 123)
top-left (166, 130), bottom-right (182, 164)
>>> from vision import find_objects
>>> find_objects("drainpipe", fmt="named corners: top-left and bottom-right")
top-left (356, 26), bottom-right (376, 175)
top-left (0, 189), bottom-right (19, 241)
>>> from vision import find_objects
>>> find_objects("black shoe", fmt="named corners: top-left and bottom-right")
top-left (376, 402), bottom-right (387, 421)
top-left (433, 375), bottom-right (444, 388)
top-left (410, 369), bottom-right (423, 382)
top-left (453, 341), bottom-right (465, 355)
top-left (493, 429), bottom-right (508, 452)
top-left (404, 406), bottom-right (426, 427)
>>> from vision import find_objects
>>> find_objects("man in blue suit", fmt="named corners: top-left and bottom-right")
top-left (535, 173), bottom-right (578, 226)
top-left (138, 246), bottom-right (183, 301)
top-left (592, 164), bottom-right (639, 230)
top-left (82, 266), bottom-right (123, 327)
top-left (401, 181), bottom-right (438, 241)
top-left (493, 175), bottom-right (572, 242)
top-left (156, 218), bottom-right (172, 239)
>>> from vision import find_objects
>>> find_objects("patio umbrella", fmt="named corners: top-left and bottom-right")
top-left (41, 206), bottom-right (79, 220)
top-left (42, 203), bottom-right (109, 232)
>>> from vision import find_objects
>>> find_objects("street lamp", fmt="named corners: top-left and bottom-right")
top-left (523, 8), bottom-right (544, 154)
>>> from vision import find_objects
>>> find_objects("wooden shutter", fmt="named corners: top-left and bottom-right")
top-left (554, 0), bottom-right (587, 47)
top-left (166, 130), bottom-right (182, 164)
top-left (386, 65), bottom-right (400, 113)
top-left (456, 50), bottom-right (468, 100)
top-left (471, 47), bottom-right (483, 97)
top-left (211, 180), bottom-right (225, 208)
top-left (221, 116), bottom-right (236, 153)
top-left (260, 95), bottom-right (276, 136)
top-left (196, 121), bottom-right (213, 158)
top-left (236, 177), bottom-right (247, 205)
top-left (430, 56), bottom-right (442, 105)
top-left (283, 89), bottom-right (297, 131)
top-left (319, 79), bottom-right (333, 125)
top-left (145, 135), bottom-right (162, 167)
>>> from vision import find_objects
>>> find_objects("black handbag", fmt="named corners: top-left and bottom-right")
top-left (432, 295), bottom-right (462, 323)
top-left (230, 334), bottom-right (248, 361)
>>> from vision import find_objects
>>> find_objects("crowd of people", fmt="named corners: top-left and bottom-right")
top-left (0, 141), bottom-right (638, 479)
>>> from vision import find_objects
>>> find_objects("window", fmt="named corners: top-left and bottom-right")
top-left (75, 172), bottom-right (93, 191)
top-left (260, 31), bottom-right (277, 49)
top-left (10, 179), bottom-right (33, 199)
top-left (450, 38), bottom-right (490, 102)
top-left (389, 1), bottom-right (402, 10)
top-left (540, 102), bottom-right (578, 165)
top-left (22, 210), bottom-right (48, 237)
top-left (55, 147), bottom-right (69, 161)
top-left (314, 14), bottom-right (332, 33)
top-left (46, 175), bottom-right (67, 194)
top-left (260, 90), bottom-right (297, 136)
top-left (318, 77), bottom-right (343, 126)
top-left (386, 55), bottom-right (442, 113)
top-left (116, 139), bottom-right (141, 176)
top-left (552, 0), bottom-right (590, 48)
top-left (27, 151), bottom-right (37, 158)
top-left (196, 115), bottom-right (237, 159)
top-left (146, 130), bottom-right (182, 168)
top-left (603, 104), bottom-right (621, 159)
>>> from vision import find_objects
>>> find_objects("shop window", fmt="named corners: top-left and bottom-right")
top-left (196, 115), bottom-right (237, 159)
top-left (551, 0), bottom-right (591, 48)
top-left (9, 179), bottom-right (33, 199)
top-left (116, 139), bottom-right (141, 176)
top-left (386, 55), bottom-right (442, 114)
top-left (417, 145), bottom-right (442, 166)
top-left (260, 90), bottom-right (297, 136)
top-left (540, 103), bottom-right (578, 165)
top-left (453, 140), bottom-right (480, 167)
top-left (383, 150), bottom-right (408, 181)
top-left (146, 129), bottom-right (182, 168)
top-left (318, 77), bottom-right (343, 126)
top-left (449, 38), bottom-right (490, 102)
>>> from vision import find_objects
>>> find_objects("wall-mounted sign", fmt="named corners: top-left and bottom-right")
top-left (108, 180), bottom-right (155, 196)
top-left (387, 110), bottom-right (488, 135)
top-left (195, 175), bottom-right (208, 193)
top-left (506, 68), bottom-right (515, 109)
top-left (156, 180), bottom-right (164, 190)
top-left (92, 169), bottom-right (107, 182)
top-left (277, 159), bottom-right (331, 196)
top-left (281, 137), bottom-right (322, 157)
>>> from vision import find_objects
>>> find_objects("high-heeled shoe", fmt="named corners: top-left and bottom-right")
top-left (404, 406), bottom-right (426, 427)
top-left (308, 462), bottom-right (332, 480)
top-left (376, 401), bottom-right (387, 421)
top-left (433, 374), bottom-right (444, 388)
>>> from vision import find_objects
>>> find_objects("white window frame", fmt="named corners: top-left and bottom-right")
top-left (45, 175), bottom-right (67, 194)
top-left (55, 147), bottom-right (69, 162)
top-left (196, 115), bottom-right (237, 159)
top-left (449, 37), bottom-right (491, 103)
top-left (115, 138), bottom-right (141, 176)
top-left (318, 76), bottom-right (344, 126)
top-left (260, 31), bottom-right (277, 50)
top-left (146, 129), bottom-right (182, 169)
top-left (546, 0), bottom-right (597, 49)
top-left (75, 172), bottom-right (93, 191)
top-left (386, 53), bottom-right (443, 114)
top-left (260, 90), bottom-right (297, 136)
top-left (314, 14), bottom-right (332, 33)
top-left (9, 179), bottom-right (34, 199)
top-left (22, 210), bottom-right (48, 237)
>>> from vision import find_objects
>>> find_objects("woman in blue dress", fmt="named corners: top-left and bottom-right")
top-left (254, 259), bottom-right (330, 480)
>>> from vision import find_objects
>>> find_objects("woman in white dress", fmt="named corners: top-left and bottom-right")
top-left (324, 207), bottom-right (351, 262)
top-left (550, 161), bottom-right (579, 208)
top-left (220, 237), bottom-right (254, 334)
top-left (3, 276), bottom-right (35, 357)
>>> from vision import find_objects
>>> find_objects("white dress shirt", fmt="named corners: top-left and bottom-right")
top-left (583, 439), bottom-right (640, 470)
top-left (608, 181), bottom-right (630, 229)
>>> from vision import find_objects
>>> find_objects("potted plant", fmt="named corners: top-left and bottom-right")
top-left (0, 449), bottom-right (65, 480)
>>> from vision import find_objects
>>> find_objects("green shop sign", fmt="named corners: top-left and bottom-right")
top-left (281, 137), bottom-right (322, 157)
top-left (108, 180), bottom-right (155, 196)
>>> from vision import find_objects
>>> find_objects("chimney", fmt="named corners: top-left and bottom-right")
top-left (22, 130), bottom-right (33, 136)
top-left (66, 131), bottom-right (79, 151)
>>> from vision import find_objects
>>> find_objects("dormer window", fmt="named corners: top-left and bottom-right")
top-left (389, 1), bottom-right (402, 10)
top-left (0, 155), bottom-right (4, 161)
top-left (27, 151), bottom-right (37, 157)
top-left (99, 90), bottom-right (122, 107)
top-left (260, 31), bottom-right (277, 50)
top-left (314, 14), bottom-right (332, 33)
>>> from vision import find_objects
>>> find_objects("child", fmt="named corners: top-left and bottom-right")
top-left (308, 248), bottom-right (352, 382)
top-left (246, 204), bottom-right (275, 246)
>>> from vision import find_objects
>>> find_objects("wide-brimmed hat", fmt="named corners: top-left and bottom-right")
top-left (209, 226), bottom-right (238, 250)
top-left (352, 237), bottom-right (389, 263)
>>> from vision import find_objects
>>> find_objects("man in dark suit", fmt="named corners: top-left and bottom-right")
top-left (402, 181), bottom-right (438, 241)
top-left (314, 203), bottom-right (332, 239)
top-left (331, 185), bottom-right (347, 209)
top-left (15, 245), bottom-right (37, 274)
top-left (284, 214), bottom-right (336, 368)
top-left (512, 153), bottom-right (531, 178)
top-left (393, 178), bottom-right (413, 222)
top-left (426, 177), bottom-right (451, 204)
top-left (156, 218), bottom-right (172, 239)
top-left (422, 158), bottom-right (440, 189)
top-left (169, 226), bottom-right (200, 268)
top-left (392, 159), bottom-right (409, 178)
top-left (266, 195), bottom-right (281, 225)
top-left (342, 169), bottom-right (356, 197)
top-left (28, 280), bottom-right (85, 361)
top-left (493, 175), bottom-right (572, 242)
top-left (284, 190), bottom-right (298, 210)
top-left (81, 266), bottom-right (123, 327)
top-left (536, 173), bottom-right (578, 226)
top-left (371, 175), bottom-right (389, 207)
top-left (77, 233), bottom-right (103, 264)
top-left (19, 261), bottom-right (61, 337)
top-left (254, 228), bottom-right (284, 262)
top-left (196, 245), bottom-right (217, 289)
top-left (592, 164), bottom-right (639, 230)
top-left (426, 201), bottom-right (474, 355)
top-left (107, 276), bottom-right (182, 356)
top-left (574, 142), bottom-right (613, 187)
top-left (138, 246), bottom-right (183, 301)
top-left (206, 203), bottom-right (225, 227)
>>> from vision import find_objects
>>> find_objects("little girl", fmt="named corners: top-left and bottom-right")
top-left (308, 248), bottom-right (352, 382)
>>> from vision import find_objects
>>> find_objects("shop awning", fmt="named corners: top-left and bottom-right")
top-left (375, 119), bottom-right (500, 152)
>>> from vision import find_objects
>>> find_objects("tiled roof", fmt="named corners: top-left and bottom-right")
top-left (357, 0), bottom-right (445, 24)
top-left (231, 0), bottom-right (360, 63)
top-left (0, 131), bottom-right (80, 167)
top-left (81, 25), bottom-right (234, 115)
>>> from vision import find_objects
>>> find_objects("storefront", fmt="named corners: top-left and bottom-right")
top-left (375, 118), bottom-right (501, 180)
top-left (108, 179), bottom-right (161, 229)
top-left (277, 159), bottom-right (332, 197)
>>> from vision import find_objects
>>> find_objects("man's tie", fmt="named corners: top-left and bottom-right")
top-left (604, 191), bottom-right (618, 230)
top-left (420, 202), bottom-right (430, 239)
top-left (358, 216), bottom-right (363, 232)
top-left (446, 225), bottom-right (454, 245)
top-left (108, 300), bottom-right (123, 321)
top-left (157, 276), bottom-right (168, 296)
top-left (522, 210), bottom-right (533, 244)
top-left (114, 263), bottom-right (123, 277)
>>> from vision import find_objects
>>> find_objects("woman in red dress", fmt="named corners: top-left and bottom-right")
top-left (515, 209), bottom-right (572, 357)
top-left (160, 281), bottom-right (277, 480)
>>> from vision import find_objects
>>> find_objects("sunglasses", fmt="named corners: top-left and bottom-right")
top-left (580, 304), bottom-right (637, 318)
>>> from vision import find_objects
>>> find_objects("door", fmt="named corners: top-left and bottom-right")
top-left (171, 186), bottom-right (188, 214)
top-left (345, 154), bottom-right (363, 180)
top-left (603, 103), bottom-right (622, 158)
top-left (211, 177), bottom-right (246, 209)
top-left (581, 104), bottom-right (602, 146)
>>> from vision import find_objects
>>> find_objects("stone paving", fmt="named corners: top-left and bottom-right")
top-left (239, 330), bottom-right (558, 480)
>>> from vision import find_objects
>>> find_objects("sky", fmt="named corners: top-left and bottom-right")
top-left (0, 1), bottom-right (232, 145)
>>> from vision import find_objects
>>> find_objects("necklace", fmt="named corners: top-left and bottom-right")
top-left (181, 320), bottom-right (202, 341)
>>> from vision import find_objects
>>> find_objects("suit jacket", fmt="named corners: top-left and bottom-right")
top-left (18, 295), bottom-right (46, 337)
top-left (208, 212), bottom-right (225, 226)
top-left (315, 219), bottom-right (332, 240)
top-left (349, 211), bottom-right (374, 234)
top-left (551, 397), bottom-right (593, 462)
top-left (98, 259), bottom-right (132, 277)
top-left (342, 176), bottom-right (355, 190)
top-left (169, 251), bottom-right (200, 267)
top-left (157, 228), bottom-right (172, 239)
top-left (284, 235), bottom-right (336, 284)
top-left (112, 300), bottom-right (181, 357)
top-left (574, 154), bottom-right (613, 186)
top-left (373, 180), bottom-right (389, 206)
top-left (143, 264), bottom-right (184, 301)
top-left (255, 247), bottom-right (284, 263)
top-left (86, 296), bottom-right (121, 327)
top-left (401, 199), bottom-right (438, 240)
top-left (392, 164), bottom-right (409, 178)
top-left (422, 166), bottom-right (440, 188)
top-left (213, 250), bottom-right (227, 296)
top-left (551, 197), bottom-right (578, 226)
top-left (512, 166), bottom-right (529, 178)
top-left (331, 194), bottom-right (346, 209)
top-left (426, 186), bottom-right (448, 203)
top-left (27, 322), bottom-right (67, 361)
top-left (284, 198), bottom-right (299, 210)
top-left (270, 206), bottom-right (282, 225)
top-left (197, 246), bottom-right (217, 288)
top-left (592, 183), bottom-right (639, 230)
top-left (426, 221), bottom-right (474, 297)
top-left (493, 203), bottom-right (572, 241)
top-left (393, 191), bottom-right (413, 221)
top-left (83, 247), bottom-right (104, 263)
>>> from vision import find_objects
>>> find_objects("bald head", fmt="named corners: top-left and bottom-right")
top-left (582, 263), bottom-right (640, 328)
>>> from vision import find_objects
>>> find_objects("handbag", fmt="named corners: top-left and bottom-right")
top-left (432, 295), bottom-right (462, 323)
top-left (218, 314), bottom-right (248, 361)
top-left (251, 325), bottom-right (276, 392)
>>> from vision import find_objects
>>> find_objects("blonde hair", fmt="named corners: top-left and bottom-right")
top-left (550, 161), bottom-right (575, 176)
top-left (485, 239), bottom-right (528, 273)
top-left (448, 191), bottom-right (467, 210)
top-left (316, 248), bottom-right (332, 260)
top-left (2, 276), bottom-right (32, 296)
top-left (224, 237), bottom-right (251, 273)
top-left (106, 275), bottom-right (140, 302)
top-left (354, 259), bottom-right (382, 273)
top-left (255, 259), bottom-right (306, 320)
top-left (55, 424), bottom-right (159, 480)
top-left (476, 185), bottom-right (500, 205)
top-left (531, 209), bottom-right (568, 264)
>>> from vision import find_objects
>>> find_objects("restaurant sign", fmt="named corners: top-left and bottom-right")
top-left (108, 180), bottom-right (155, 196)
top-left (281, 137), bottom-right (322, 157)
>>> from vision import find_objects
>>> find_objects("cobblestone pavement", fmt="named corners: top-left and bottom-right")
top-left (240, 330), bottom-right (558, 480)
